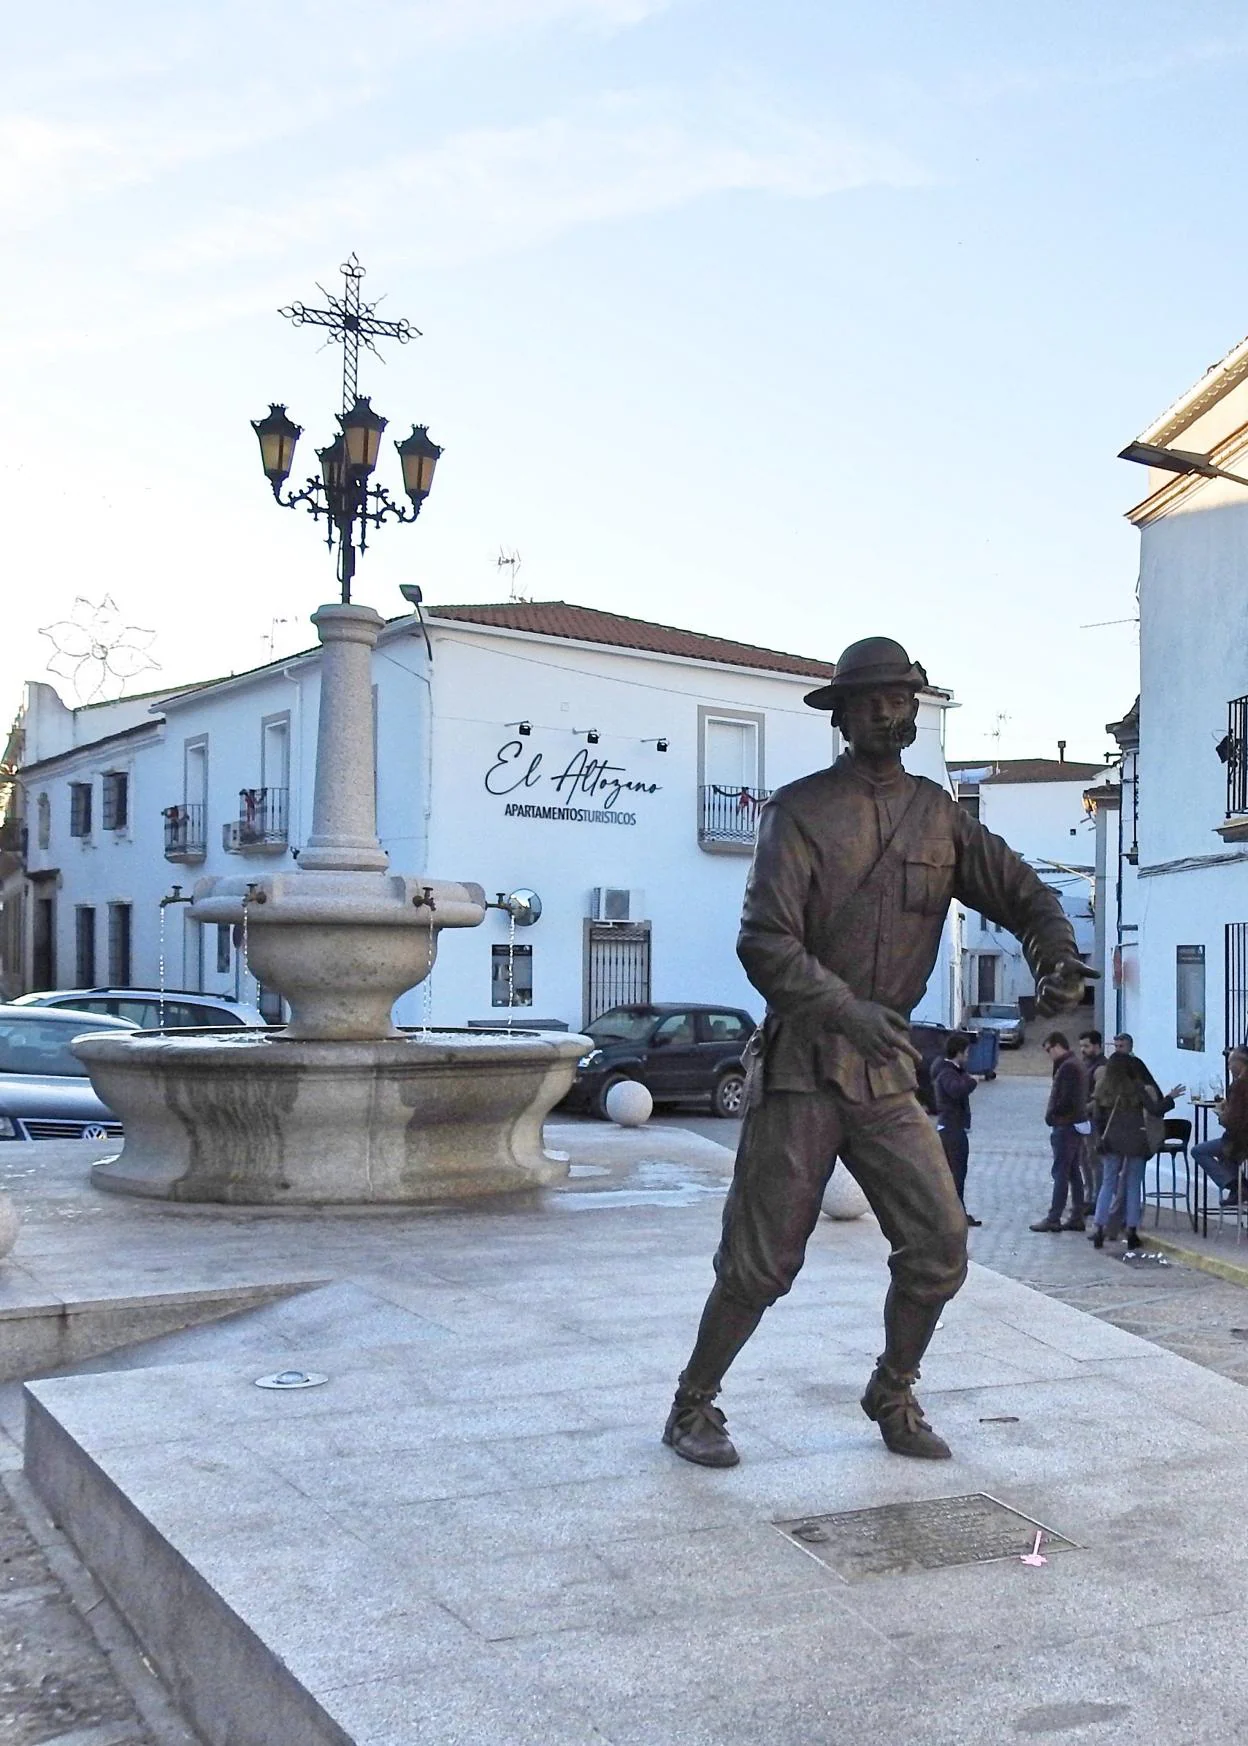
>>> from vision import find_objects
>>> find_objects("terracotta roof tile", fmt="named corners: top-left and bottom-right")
top-left (424, 600), bottom-right (841, 681)
top-left (948, 757), bottom-right (1107, 785)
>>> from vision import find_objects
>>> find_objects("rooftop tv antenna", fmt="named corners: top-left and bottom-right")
top-left (497, 548), bottom-right (526, 602)
top-left (990, 711), bottom-right (1010, 775)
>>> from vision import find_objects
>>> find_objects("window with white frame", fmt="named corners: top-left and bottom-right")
top-left (697, 707), bottom-right (766, 848)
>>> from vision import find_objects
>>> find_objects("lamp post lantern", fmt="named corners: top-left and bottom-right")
top-left (250, 255), bottom-right (443, 603)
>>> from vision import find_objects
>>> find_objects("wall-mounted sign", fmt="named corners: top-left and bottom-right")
top-left (485, 739), bottom-right (660, 828)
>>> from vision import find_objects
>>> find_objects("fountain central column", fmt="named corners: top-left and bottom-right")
top-left (300, 604), bottom-right (389, 873)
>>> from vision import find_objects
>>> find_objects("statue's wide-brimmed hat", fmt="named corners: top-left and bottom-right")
top-left (803, 636), bottom-right (929, 711)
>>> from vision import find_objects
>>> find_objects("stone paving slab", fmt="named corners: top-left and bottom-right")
top-left (17, 1191), bottom-right (1248, 1746)
top-left (8, 1104), bottom-right (1248, 1743)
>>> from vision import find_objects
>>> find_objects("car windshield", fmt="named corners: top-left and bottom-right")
top-left (0, 1018), bottom-right (94, 1077)
top-left (586, 1009), bottom-right (658, 1044)
top-left (983, 1005), bottom-right (1020, 1019)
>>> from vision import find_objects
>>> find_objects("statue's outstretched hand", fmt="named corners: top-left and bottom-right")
top-left (1036, 958), bottom-right (1099, 1017)
top-left (839, 998), bottom-right (923, 1067)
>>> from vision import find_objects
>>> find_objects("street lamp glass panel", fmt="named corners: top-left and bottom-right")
top-left (339, 396), bottom-right (388, 474)
top-left (395, 425), bottom-right (443, 504)
top-left (317, 435), bottom-right (347, 494)
top-left (251, 405), bottom-right (302, 486)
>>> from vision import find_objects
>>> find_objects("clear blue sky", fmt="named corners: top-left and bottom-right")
top-left (6, 0), bottom-right (1248, 758)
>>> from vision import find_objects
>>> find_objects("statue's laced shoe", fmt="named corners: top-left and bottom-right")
top-left (860, 1365), bottom-right (952, 1460)
top-left (662, 1387), bottom-right (739, 1468)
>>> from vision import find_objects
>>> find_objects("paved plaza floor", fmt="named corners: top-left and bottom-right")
top-left (4, 1087), bottom-right (1248, 1745)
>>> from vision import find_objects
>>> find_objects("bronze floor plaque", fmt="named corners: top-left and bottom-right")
top-left (774, 1493), bottom-right (1077, 1582)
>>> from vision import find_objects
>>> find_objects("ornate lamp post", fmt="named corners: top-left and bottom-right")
top-left (250, 255), bottom-right (443, 604)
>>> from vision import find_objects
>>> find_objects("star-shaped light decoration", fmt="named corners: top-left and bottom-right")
top-left (39, 597), bottom-right (160, 704)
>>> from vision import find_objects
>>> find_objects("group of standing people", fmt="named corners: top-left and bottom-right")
top-left (1031, 1028), bottom-right (1182, 1250)
top-left (927, 1023), bottom-right (1248, 1248)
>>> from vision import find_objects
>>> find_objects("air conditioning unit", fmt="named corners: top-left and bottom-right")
top-left (222, 822), bottom-right (243, 851)
top-left (589, 887), bottom-right (645, 923)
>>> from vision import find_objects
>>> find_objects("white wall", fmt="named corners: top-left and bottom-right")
top-left (957, 774), bottom-right (1102, 1013)
top-left (410, 622), bottom-right (957, 1028)
top-left (1129, 490), bottom-right (1248, 1097)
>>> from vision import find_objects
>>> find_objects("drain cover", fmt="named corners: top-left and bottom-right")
top-left (774, 1493), bottom-right (1076, 1582)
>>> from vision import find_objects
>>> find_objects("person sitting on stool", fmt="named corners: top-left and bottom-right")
top-left (1194, 1047), bottom-right (1248, 1207)
top-left (932, 1035), bottom-right (981, 1228)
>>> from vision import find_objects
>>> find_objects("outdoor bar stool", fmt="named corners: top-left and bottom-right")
top-left (1146, 1118), bottom-right (1194, 1231)
top-left (1202, 1161), bottom-right (1248, 1245)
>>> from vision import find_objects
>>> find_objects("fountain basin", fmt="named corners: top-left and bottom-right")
top-left (189, 872), bottom-right (487, 1041)
top-left (75, 1028), bottom-right (590, 1205)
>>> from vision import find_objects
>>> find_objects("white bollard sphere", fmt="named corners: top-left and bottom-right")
top-left (605, 1079), bottom-right (653, 1127)
top-left (0, 1192), bottom-right (18, 1260)
top-left (821, 1170), bottom-right (870, 1221)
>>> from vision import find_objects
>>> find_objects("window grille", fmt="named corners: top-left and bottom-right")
top-left (102, 772), bottom-right (128, 832)
top-left (1226, 923), bottom-right (1248, 1056)
top-left (75, 906), bottom-right (96, 987)
top-left (1225, 696), bottom-right (1248, 816)
top-left (69, 783), bottom-right (92, 838)
top-left (108, 903), bottom-right (132, 985)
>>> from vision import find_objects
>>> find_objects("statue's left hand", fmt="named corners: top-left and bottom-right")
top-left (1036, 958), bottom-right (1099, 1016)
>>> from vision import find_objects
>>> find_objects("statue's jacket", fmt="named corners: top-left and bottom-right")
top-left (738, 756), bottom-right (1080, 1104)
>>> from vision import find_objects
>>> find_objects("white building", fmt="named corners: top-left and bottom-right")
top-left (948, 756), bottom-right (1108, 1018)
top-left (1103, 333), bottom-right (1248, 1096)
top-left (0, 602), bottom-right (959, 1032)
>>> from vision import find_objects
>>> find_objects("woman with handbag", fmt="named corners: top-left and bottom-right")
top-left (1090, 1052), bottom-right (1166, 1250)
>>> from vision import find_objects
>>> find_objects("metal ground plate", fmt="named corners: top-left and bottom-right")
top-left (774, 1493), bottom-right (1078, 1582)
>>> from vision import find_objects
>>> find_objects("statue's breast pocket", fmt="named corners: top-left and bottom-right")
top-left (903, 840), bottom-right (956, 914)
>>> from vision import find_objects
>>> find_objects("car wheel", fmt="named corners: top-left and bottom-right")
top-left (593, 1072), bottom-right (630, 1120)
top-left (712, 1070), bottom-right (746, 1119)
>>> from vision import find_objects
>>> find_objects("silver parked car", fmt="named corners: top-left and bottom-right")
top-left (969, 1002), bottom-right (1026, 1049)
top-left (13, 987), bottom-right (267, 1029)
top-left (0, 1004), bottom-right (137, 1141)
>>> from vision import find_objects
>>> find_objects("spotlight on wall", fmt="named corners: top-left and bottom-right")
top-left (574, 727), bottom-right (600, 744)
top-left (641, 737), bottom-right (669, 752)
top-left (506, 720), bottom-right (533, 737)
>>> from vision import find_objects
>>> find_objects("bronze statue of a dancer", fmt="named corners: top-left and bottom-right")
top-left (663, 638), bottom-right (1093, 1467)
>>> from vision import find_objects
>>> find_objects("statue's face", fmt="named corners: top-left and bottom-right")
top-left (838, 686), bottom-right (919, 758)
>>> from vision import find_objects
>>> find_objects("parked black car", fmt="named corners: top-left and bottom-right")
top-left (562, 1004), bottom-right (757, 1119)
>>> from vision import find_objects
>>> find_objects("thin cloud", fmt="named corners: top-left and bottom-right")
top-left (143, 95), bottom-right (927, 276)
top-left (0, 0), bottom-right (673, 226)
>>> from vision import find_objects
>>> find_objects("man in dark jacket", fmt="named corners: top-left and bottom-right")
top-left (1030, 1032), bottom-right (1088, 1232)
top-left (1193, 1047), bottom-right (1248, 1206)
top-left (932, 1035), bottom-right (980, 1225)
top-left (1076, 1029), bottom-right (1109, 1211)
top-left (662, 636), bottom-right (1093, 1471)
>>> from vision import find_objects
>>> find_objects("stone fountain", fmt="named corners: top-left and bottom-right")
top-left (77, 602), bottom-right (587, 1205)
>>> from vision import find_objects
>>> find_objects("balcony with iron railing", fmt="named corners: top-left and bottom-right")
top-left (163, 802), bottom-right (206, 862)
top-left (1218, 695), bottom-right (1248, 842)
top-left (226, 786), bottom-right (289, 853)
top-left (698, 784), bottom-right (771, 854)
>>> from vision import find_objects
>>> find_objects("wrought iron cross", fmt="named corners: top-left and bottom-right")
top-left (279, 254), bottom-right (419, 414)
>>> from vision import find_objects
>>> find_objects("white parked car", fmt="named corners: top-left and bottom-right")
top-left (0, 1004), bottom-right (136, 1141)
top-left (13, 987), bottom-right (267, 1030)
top-left (968, 1002), bottom-right (1026, 1049)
